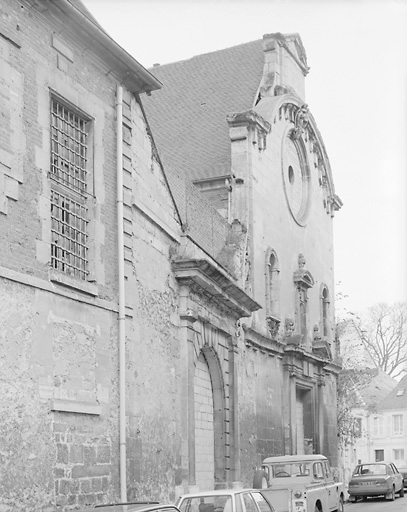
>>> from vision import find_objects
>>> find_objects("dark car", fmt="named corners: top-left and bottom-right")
top-left (176, 488), bottom-right (275, 512)
top-left (348, 462), bottom-right (405, 502)
top-left (396, 464), bottom-right (407, 489)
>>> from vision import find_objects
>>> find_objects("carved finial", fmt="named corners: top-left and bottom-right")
top-left (298, 253), bottom-right (306, 269)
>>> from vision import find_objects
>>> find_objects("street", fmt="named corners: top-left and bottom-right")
top-left (345, 496), bottom-right (406, 511)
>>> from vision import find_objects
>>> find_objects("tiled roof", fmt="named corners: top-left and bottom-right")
top-left (378, 374), bottom-right (407, 411)
top-left (142, 40), bottom-right (264, 182)
top-left (343, 368), bottom-right (396, 408)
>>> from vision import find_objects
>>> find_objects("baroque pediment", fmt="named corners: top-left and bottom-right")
top-left (254, 94), bottom-right (342, 217)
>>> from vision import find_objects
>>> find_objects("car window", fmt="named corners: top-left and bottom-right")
top-left (313, 462), bottom-right (324, 480)
top-left (250, 493), bottom-right (273, 512)
top-left (261, 466), bottom-right (270, 481)
top-left (323, 461), bottom-right (332, 480)
top-left (271, 462), bottom-right (310, 477)
top-left (358, 464), bottom-right (387, 476)
top-left (178, 496), bottom-right (232, 512)
top-left (241, 493), bottom-right (258, 512)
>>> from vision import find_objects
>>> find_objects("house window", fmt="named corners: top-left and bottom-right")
top-left (393, 414), bottom-right (404, 435)
top-left (50, 97), bottom-right (90, 280)
top-left (375, 449), bottom-right (384, 462)
top-left (373, 416), bottom-right (384, 437)
top-left (354, 417), bottom-right (362, 437)
top-left (393, 449), bottom-right (404, 460)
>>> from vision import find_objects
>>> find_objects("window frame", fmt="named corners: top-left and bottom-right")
top-left (48, 92), bottom-right (97, 292)
top-left (392, 414), bottom-right (404, 436)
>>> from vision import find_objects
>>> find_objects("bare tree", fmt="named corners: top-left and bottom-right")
top-left (347, 303), bottom-right (407, 379)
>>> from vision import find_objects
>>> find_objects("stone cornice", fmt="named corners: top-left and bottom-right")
top-left (243, 326), bottom-right (285, 357)
top-left (283, 344), bottom-right (332, 366)
top-left (226, 110), bottom-right (271, 134)
top-left (172, 259), bottom-right (261, 318)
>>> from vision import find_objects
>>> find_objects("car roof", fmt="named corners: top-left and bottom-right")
top-left (355, 462), bottom-right (393, 466)
top-left (80, 503), bottom-right (180, 512)
top-left (178, 488), bottom-right (260, 499)
top-left (262, 454), bottom-right (327, 464)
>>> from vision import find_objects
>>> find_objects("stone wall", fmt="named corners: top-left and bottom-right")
top-left (0, 0), bottom-right (182, 509)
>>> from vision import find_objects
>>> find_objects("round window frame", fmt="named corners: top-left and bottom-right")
top-left (281, 127), bottom-right (311, 226)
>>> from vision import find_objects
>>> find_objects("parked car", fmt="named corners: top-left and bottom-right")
top-left (348, 461), bottom-right (404, 501)
top-left (252, 454), bottom-right (344, 512)
top-left (176, 488), bottom-right (276, 512)
top-left (79, 502), bottom-right (181, 512)
top-left (395, 464), bottom-right (407, 489)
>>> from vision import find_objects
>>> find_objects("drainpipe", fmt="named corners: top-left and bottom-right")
top-left (116, 84), bottom-right (127, 503)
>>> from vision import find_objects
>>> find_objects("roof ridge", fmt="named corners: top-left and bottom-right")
top-left (149, 38), bottom-right (262, 70)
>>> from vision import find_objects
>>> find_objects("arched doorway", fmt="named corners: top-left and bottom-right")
top-left (194, 352), bottom-right (215, 489)
top-left (193, 346), bottom-right (226, 490)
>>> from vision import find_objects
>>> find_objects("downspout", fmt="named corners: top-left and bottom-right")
top-left (116, 84), bottom-right (127, 503)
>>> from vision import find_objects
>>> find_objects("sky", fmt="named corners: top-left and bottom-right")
top-left (82, 0), bottom-right (407, 315)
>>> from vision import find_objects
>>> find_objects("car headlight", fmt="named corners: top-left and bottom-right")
top-left (294, 491), bottom-right (302, 499)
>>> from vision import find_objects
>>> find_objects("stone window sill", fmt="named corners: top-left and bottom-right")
top-left (49, 268), bottom-right (98, 297)
top-left (50, 399), bottom-right (101, 416)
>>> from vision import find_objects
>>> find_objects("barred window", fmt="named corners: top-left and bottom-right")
top-left (51, 190), bottom-right (88, 279)
top-left (50, 97), bottom-right (90, 280)
top-left (50, 99), bottom-right (88, 193)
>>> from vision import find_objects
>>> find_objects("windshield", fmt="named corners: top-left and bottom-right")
top-left (178, 495), bottom-right (233, 512)
top-left (354, 464), bottom-right (387, 476)
top-left (270, 463), bottom-right (311, 477)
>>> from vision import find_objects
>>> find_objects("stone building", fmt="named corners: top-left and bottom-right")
top-left (143, 32), bottom-right (343, 483)
top-left (0, 1), bottom-right (342, 511)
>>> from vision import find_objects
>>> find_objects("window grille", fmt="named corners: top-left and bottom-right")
top-left (51, 190), bottom-right (88, 280)
top-left (50, 97), bottom-right (90, 280)
top-left (50, 99), bottom-right (88, 193)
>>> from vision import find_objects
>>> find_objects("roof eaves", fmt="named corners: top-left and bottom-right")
top-left (30, 0), bottom-right (162, 94)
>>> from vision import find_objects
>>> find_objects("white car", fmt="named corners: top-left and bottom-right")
top-left (176, 488), bottom-right (276, 512)
top-left (253, 454), bottom-right (344, 512)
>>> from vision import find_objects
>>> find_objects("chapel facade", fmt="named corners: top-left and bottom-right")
top-left (143, 32), bottom-right (343, 489)
top-left (0, 1), bottom-right (341, 510)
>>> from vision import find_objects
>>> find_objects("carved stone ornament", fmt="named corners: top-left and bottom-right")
top-left (284, 318), bottom-right (295, 337)
top-left (266, 315), bottom-right (281, 339)
top-left (313, 324), bottom-right (322, 341)
top-left (292, 104), bottom-right (309, 140)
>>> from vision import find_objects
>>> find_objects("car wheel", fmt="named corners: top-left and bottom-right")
top-left (386, 486), bottom-right (395, 501)
top-left (335, 495), bottom-right (344, 512)
top-left (348, 495), bottom-right (356, 503)
top-left (253, 469), bottom-right (269, 489)
top-left (400, 486), bottom-right (405, 497)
